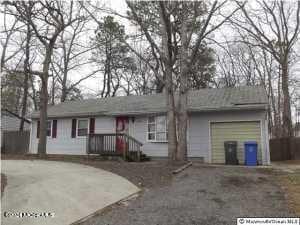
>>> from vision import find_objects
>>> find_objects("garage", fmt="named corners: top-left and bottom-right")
top-left (210, 121), bottom-right (262, 164)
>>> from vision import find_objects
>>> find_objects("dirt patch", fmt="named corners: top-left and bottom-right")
top-left (1, 173), bottom-right (7, 196)
top-left (221, 176), bottom-right (253, 187)
top-left (280, 160), bottom-right (300, 165)
top-left (220, 174), bottom-right (268, 188)
top-left (279, 170), bottom-right (300, 215)
top-left (210, 197), bottom-right (226, 207)
top-left (77, 160), bottom-right (178, 188)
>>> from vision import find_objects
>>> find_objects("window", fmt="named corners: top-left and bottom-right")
top-left (77, 119), bottom-right (88, 136)
top-left (148, 116), bottom-right (156, 140)
top-left (46, 121), bottom-right (52, 137)
top-left (147, 116), bottom-right (167, 141)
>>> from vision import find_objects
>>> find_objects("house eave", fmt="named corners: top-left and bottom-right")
top-left (188, 104), bottom-right (268, 113)
top-left (30, 104), bottom-right (267, 119)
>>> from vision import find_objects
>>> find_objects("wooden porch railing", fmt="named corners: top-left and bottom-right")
top-left (86, 133), bottom-right (143, 161)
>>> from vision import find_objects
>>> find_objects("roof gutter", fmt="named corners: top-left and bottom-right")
top-left (30, 104), bottom-right (268, 119)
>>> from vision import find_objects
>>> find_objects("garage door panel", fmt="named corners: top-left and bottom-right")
top-left (213, 122), bottom-right (258, 129)
top-left (211, 137), bottom-right (261, 143)
top-left (212, 130), bottom-right (261, 134)
top-left (212, 136), bottom-right (261, 140)
top-left (211, 121), bottom-right (262, 164)
top-left (212, 130), bottom-right (261, 135)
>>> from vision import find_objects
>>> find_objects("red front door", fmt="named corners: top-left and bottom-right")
top-left (116, 117), bottom-right (129, 153)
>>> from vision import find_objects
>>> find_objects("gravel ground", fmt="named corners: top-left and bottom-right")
top-left (79, 164), bottom-right (294, 225)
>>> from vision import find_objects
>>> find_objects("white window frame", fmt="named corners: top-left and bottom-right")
top-left (46, 120), bottom-right (52, 137)
top-left (147, 115), bottom-right (168, 142)
top-left (76, 118), bottom-right (89, 138)
top-left (36, 120), bottom-right (53, 138)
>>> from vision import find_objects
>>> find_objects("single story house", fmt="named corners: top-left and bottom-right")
top-left (29, 86), bottom-right (270, 165)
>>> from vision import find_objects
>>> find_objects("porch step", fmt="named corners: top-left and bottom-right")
top-left (140, 153), bottom-right (151, 162)
top-left (126, 151), bottom-right (151, 162)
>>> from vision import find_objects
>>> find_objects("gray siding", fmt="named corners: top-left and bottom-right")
top-left (29, 117), bottom-right (115, 155)
top-left (188, 110), bottom-right (269, 164)
top-left (29, 109), bottom-right (270, 164)
top-left (131, 116), bottom-right (168, 157)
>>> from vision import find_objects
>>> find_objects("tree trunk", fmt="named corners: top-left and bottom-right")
top-left (60, 70), bottom-right (68, 102)
top-left (159, 2), bottom-right (177, 161)
top-left (37, 48), bottom-right (52, 158)
top-left (155, 75), bottom-right (165, 93)
top-left (37, 75), bottom-right (48, 158)
top-left (30, 75), bottom-right (38, 110)
top-left (281, 59), bottom-right (293, 137)
top-left (51, 76), bottom-right (55, 105)
top-left (106, 43), bottom-right (112, 97)
top-left (177, 85), bottom-right (188, 161)
top-left (177, 8), bottom-right (188, 161)
top-left (277, 67), bottom-right (282, 137)
top-left (19, 23), bottom-right (30, 131)
top-left (61, 86), bottom-right (67, 102)
top-left (269, 72), bottom-right (279, 138)
top-left (19, 72), bottom-right (29, 130)
top-left (101, 72), bottom-right (106, 98)
top-left (166, 66), bottom-right (177, 161)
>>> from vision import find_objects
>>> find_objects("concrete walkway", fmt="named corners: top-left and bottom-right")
top-left (1, 160), bottom-right (140, 225)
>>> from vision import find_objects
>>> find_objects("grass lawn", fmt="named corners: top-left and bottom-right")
top-left (279, 170), bottom-right (300, 215)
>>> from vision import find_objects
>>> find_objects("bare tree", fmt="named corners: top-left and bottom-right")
top-left (1, 4), bottom-right (36, 130)
top-left (50, 6), bottom-right (94, 102)
top-left (176, 1), bottom-right (242, 161)
top-left (216, 38), bottom-right (282, 137)
top-left (158, 1), bottom-right (178, 160)
top-left (231, 0), bottom-right (300, 137)
top-left (4, 0), bottom-right (81, 156)
top-left (126, 0), bottom-right (241, 161)
top-left (19, 21), bottom-right (31, 130)
top-left (0, 6), bottom-right (20, 73)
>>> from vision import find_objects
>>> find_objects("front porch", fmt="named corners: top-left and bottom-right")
top-left (86, 133), bottom-right (149, 162)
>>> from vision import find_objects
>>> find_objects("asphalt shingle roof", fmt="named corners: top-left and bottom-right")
top-left (31, 86), bottom-right (268, 119)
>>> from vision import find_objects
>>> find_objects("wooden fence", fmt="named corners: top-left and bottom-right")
top-left (1, 131), bottom-right (30, 154)
top-left (270, 137), bottom-right (300, 161)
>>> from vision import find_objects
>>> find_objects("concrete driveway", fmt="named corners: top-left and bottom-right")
top-left (1, 160), bottom-right (140, 225)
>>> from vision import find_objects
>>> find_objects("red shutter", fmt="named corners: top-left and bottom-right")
top-left (71, 119), bottom-right (77, 138)
top-left (52, 120), bottom-right (57, 138)
top-left (89, 118), bottom-right (95, 134)
top-left (37, 120), bottom-right (40, 138)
